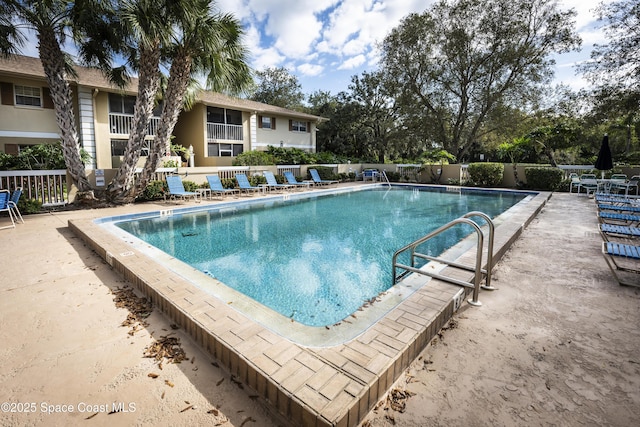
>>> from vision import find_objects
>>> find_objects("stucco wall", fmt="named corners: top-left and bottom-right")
top-left (0, 76), bottom-right (60, 153)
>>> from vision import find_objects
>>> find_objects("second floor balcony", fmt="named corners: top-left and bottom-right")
top-left (109, 113), bottom-right (160, 136)
top-left (207, 122), bottom-right (243, 141)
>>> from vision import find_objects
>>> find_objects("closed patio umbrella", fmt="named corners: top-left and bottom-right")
top-left (595, 134), bottom-right (613, 178)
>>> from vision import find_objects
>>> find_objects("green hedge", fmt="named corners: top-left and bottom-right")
top-left (468, 162), bottom-right (504, 187)
top-left (308, 166), bottom-right (339, 180)
top-left (524, 167), bottom-right (564, 191)
top-left (138, 179), bottom-right (198, 201)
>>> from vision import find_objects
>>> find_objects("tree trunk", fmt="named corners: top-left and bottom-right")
top-left (546, 148), bottom-right (557, 167)
top-left (37, 27), bottom-right (92, 193)
top-left (106, 45), bottom-right (161, 203)
top-left (136, 52), bottom-right (192, 193)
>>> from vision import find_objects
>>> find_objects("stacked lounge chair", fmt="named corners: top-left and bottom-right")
top-left (602, 242), bottom-right (640, 287)
top-left (595, 193), bottom-right (640, 287)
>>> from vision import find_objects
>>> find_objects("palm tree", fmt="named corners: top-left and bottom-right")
top-left (0, 0), bottom-right (99, 193)
top-left (104, 0), bottom-right (170, 203)
top-left (135, 0), bottom-right (252, 194)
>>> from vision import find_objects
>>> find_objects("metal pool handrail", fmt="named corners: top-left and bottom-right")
top-left (381, 170), bottom-right (391, 187)
top-left (391, 212), bottom-right (496, 306)
top-left (462, 211), bottom-right (495, 290)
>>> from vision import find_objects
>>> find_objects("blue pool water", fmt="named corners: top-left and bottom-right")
top-left (115, 186), bottom-right (526, 327)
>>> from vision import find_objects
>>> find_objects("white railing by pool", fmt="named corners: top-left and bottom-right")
top-left (0, 170), bottom-right (69, 206)
top-left (396, 164), bottom-right (421, 179)
top-left (207, 123), bottom-right (243, 141)
top-left (276, 165), bottom-right (301, 177)
top-left (557, 165), bottom-right (595, 179)
top-left (215, 166), bottom-right (250, 181)
top-left (109, 113), bottom-right (160, 136)
top-left (134, 167), bottom-right (178, 182)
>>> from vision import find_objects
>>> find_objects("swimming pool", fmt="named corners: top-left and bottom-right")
top-left (106, 186), bottom-right (527, 328)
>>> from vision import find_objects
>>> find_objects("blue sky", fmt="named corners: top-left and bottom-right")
top-left (217, 0), bottom-right (607, 95)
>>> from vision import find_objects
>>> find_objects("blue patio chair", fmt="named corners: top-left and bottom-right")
top-left (309, 168), bottom-right (338, 186)
top-left (206, 175), bottom-right (239, 198)
top-left (568, 173), bottom-right (581, 193)
top-left (598, 204), bottom-right (640, 214)
top-left (165, 175), bottom-right (199, 203)
top-left (599, 224), bottom-right (640, 242)
top-left (608, 174), bottom-right (628, 193)
top-left (283, 171), bottom-right (310, 190)
top-left (362, 169), bottom-right (379, 182)
top-left (628, 175), bottom-right (640, 196)
top-left (577, 174), bottom-right (598, 196)
top-left (602, 242), bottom-right (640, 287)
top-left (235, 173), bottom-right (262, 195)
top-left (595, 194), bottom-right (640, 205)
top-left (0, 190), bottom-right (16, 229)
top-left (263, 171), bottom-right (293, 192)
top-left (610, 175), bottom-right (640, 196)
top-left (598, 211), bottom-right (640, 226)
top-left (8, 187), bottom-right (24, 224)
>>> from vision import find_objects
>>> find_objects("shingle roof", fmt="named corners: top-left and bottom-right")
top-left (197, 91), bottom-right (324, 121)
top-left (0, 54), bottom-right (326, 122)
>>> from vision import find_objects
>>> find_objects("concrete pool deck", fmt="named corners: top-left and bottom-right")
top-left (2, 188), bottom-right (637, 426)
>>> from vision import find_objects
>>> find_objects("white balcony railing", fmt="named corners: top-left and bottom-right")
top-left (207, 123), bottom-right (243, 141)
top-left (0, 169), bottom-right (68, 206)
top-left (109, 113), bottom-right (160, 136)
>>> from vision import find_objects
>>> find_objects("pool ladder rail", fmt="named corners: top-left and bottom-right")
top-left (381, 170), bottom-right (391, 187)
top-left (392, 211), bottom-right (495, 307)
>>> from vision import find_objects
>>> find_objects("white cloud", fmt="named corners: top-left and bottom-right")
top-left (298, 63), bottom-right (324, 76)
top-left (338, 54), bottom-right (366, 70)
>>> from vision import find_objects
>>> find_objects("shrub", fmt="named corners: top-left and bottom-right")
top-left (0, 141), bottom-right (91, 170)
top-left (468, 162), bottom-right (504, 187)
top-left (182, 180), bottom-right (197, 192)
top-left (163, 159), bottom-right (180, 168)
top-left (139, 180), bottom-right (167, 201)
top-left (314, 151), bottom-right (342, 164)
top-left (524, 167), bottom-right (564, 191)
top-left (385, 171), bottom-right (401, 182)
top-left (220, 178), bottom-right (236, 189)
top-left (556, 178), bottom-right (572, 192)
top-left (266, 146), bottom-right (315, 164)
top-left (233, 150), bottom-right (275, 166)
top-left (17, 197), bottom-right (42, 214)
top-left (308, 166), bottom-right (338, 180)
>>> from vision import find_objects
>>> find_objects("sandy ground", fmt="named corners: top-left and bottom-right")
top-left (0, 202), bottom-right (282, 427)
top-left (1, 192), bottom-right (639, 427)
top-left (362, 193), bottom-right (640, 426)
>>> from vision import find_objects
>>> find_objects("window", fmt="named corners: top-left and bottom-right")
top-left (111, 139), bottom-right (149, 156)
top-left (262, 116), bottom-right (271, 129)
top-left (207, 106), bottom-right (225, 123)
top-left (259, 115), bottom-right (276, 130)
top-left (108, 93), bottom-right (135, 114)
top-left (208, 142), bottom-right (243, 157)
top-left (207, 107), bottom-right (242, 125)
top-left (226, 109), bottom-right (242, 125)
top-left (290, 120), bottom-right (308, 132)
top-left (15, 85), bottom-right (42, 107)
